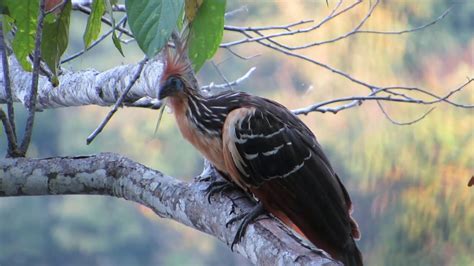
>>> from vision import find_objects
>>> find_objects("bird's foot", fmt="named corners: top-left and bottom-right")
top-left (204, 180), bottom-right (237, 203)
top-left (226, 203), bottom-right (266, 251)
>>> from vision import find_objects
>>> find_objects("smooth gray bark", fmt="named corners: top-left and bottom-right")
top-left (0, 57), bottom-right (162, 109)
top-left (0, 153), bottom-right (338, 266)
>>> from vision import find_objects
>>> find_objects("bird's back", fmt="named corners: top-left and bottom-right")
top-left (214, 91), bottom-right (363, 265)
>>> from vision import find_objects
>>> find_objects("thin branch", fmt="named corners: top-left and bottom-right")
top-left (72, 0), bottom-right (126, 12)
top-left (221, 0), bottom-right (361, 48)
top-left (377, 101), bottom-right (436, 126)
top-left (19, 0), bottom-right (46, 155)
top-left (282, 4), bottom-right (451, 50)
top-left (72, 4), bottom-right (134, 38)
top-left (357, 7), bottom-right (451, 35)
top-left (224, 19), bottom-right (315, 32)
top-left (222, 1), bottom-right (452, 52)
top-left (278, 0), bottom-right (380, 50)
top-left (61, 15), bottom-right (128, 64)
top-left (86, 57), bottom-right (148, 144)
top-left (225, 5), bottom-right (248, 19)
top-left (292, 79), bottom-right (474, 115)
top-left (0, 26), bottom-right (16, 141)
top-left (0, 108), bottom-right (19, 156)
top-left (245, 29), bottom-right (379, 91)
top-left (385, 80), bottom-right (474, 108)
top-left (292, 95), bottom-right (420, 115)
top-left (211, 61), bottom-right (233, 90)
top-left (202, 67), bottom-right (256, 91)
top-left (225, 47), bottom-right (260, 60)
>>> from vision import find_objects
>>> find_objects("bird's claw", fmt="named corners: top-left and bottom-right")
top-left (226, 203), bottom-right (266, 251)
top-left (204, 180), bottom-right (236, 203)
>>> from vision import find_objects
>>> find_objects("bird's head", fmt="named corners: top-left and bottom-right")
top-left (158, 40), bottom-right (198, 100)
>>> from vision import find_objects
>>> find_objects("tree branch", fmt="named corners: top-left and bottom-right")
top-left (0, 108), bottom-right (19, 156)
top-left (0, 26), bottom-right (16, 141)
top-left (0, 56), bottom-right (163, 109)
top-left (86, 57), bottom-right (148, 144)
top-left (0, 153), bottom-right (338, 266)
top-left (19, 0), bottom-right (46, 156)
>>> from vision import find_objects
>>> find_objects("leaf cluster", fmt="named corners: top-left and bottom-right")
top-left (1, 0), bottom-right (226, 82)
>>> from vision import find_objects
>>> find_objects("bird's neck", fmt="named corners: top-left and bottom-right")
top-left (185, 92), bottom-right (229, 136)
top-left (166, 92), bottom-right (229, 172)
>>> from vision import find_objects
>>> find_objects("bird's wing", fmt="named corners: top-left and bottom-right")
top-left (222, 104), bottom-right (358, 257)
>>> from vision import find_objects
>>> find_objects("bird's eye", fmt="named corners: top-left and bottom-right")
top-left (170, 77), bottom-right (184, 91)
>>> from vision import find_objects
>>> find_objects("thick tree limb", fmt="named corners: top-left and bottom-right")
top-left (0, 153), bottom-right (338, 266)
top-left (0, 56), bottom-right (162, 109)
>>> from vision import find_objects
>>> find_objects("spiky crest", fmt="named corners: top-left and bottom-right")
top-left (161, 32), bottom-right (199, 92)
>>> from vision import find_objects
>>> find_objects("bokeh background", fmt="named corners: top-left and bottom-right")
top-left (1, 0), bottom-right (473, 265)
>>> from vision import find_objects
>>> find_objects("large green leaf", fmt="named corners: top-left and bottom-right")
top-left (188, 0), bottom-right (226, 71)
top-left (41, 0), bottom-right (71, 78)
top-left (83, 0), bottom-right (105, 48)
top-left (6, 0), bottom-right (39, 71)
top-left (126, 0), bottom-right (184, 57)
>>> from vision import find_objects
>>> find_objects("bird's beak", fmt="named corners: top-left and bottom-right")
top-left (158, 79), bottom-right (173, 100)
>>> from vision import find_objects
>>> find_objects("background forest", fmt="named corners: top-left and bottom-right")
top-left (0, 0), bottom-right (473, 265)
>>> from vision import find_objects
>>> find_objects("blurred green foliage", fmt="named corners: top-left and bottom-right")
top-left (1, 0), bottom-right (473, 265)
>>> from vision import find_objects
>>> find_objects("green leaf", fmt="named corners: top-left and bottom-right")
top-left (1, 14), bottom-right (14, 34)
top-left (0, 3), bottom-right (9, 15)
top-left (105, 0), bottom-right (124, 56)
top-left (111, 32), bottom-right (124, 56)
top-left (188, 0), bottom-right (226, 71)
top-left (6, 0), bottom-right (39, 71)
top-left (184, 0), bottom-right (203, 22)
top-left (126, 0), bottom-right (184, 57)
top-left (83, 0), bottom-right (105, 49)
top-left (41, 0), bottom-right (71, 77)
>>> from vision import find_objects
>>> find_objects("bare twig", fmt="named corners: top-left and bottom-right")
top-left (86, 57), bottom-right (148, 144)
top-left (222, 1), bottom-right (451, 52)
top-left (224, 19), bottom-right (315, 32)
top-left (211, 61), bottom-right (233, 90)
top-left (225, 5), bottom-right (248, 19)
top-left (0, 108), bottom-right (19, 156)
top-left (19, 0), bottom-right (46, 156)
top-left (384, 82), bottom-right (474, 108)
top-left (357, 8), bottom-right (451, 35)
top-left (282, 4), bottom-right (451, 50)
top-left (72, 0), bottom-right (126, 12)
top-left (61, 15), bottom-right (128, 64)
top-left (225, 47), bottom-right (260, 60)
top-left (0, 26), bottom-right (16, 141)
top-left (292, 79), bottom-right (474, 115)
top-left (279, 0), bottom-right (380, 50)
top-left (221, 0), bottom-right (361, 48)
top-left (72, 4), bottom-right (133, 38)
top-left (202, 67), bottom-right (256, 91)
top-left (247, 29), bottom-right (379, 91)
top-left (377, 102), bottom-right (436, 126)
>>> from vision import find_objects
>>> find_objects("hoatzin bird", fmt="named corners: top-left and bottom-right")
top-left (157, 44), bottom-right (363, 266)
